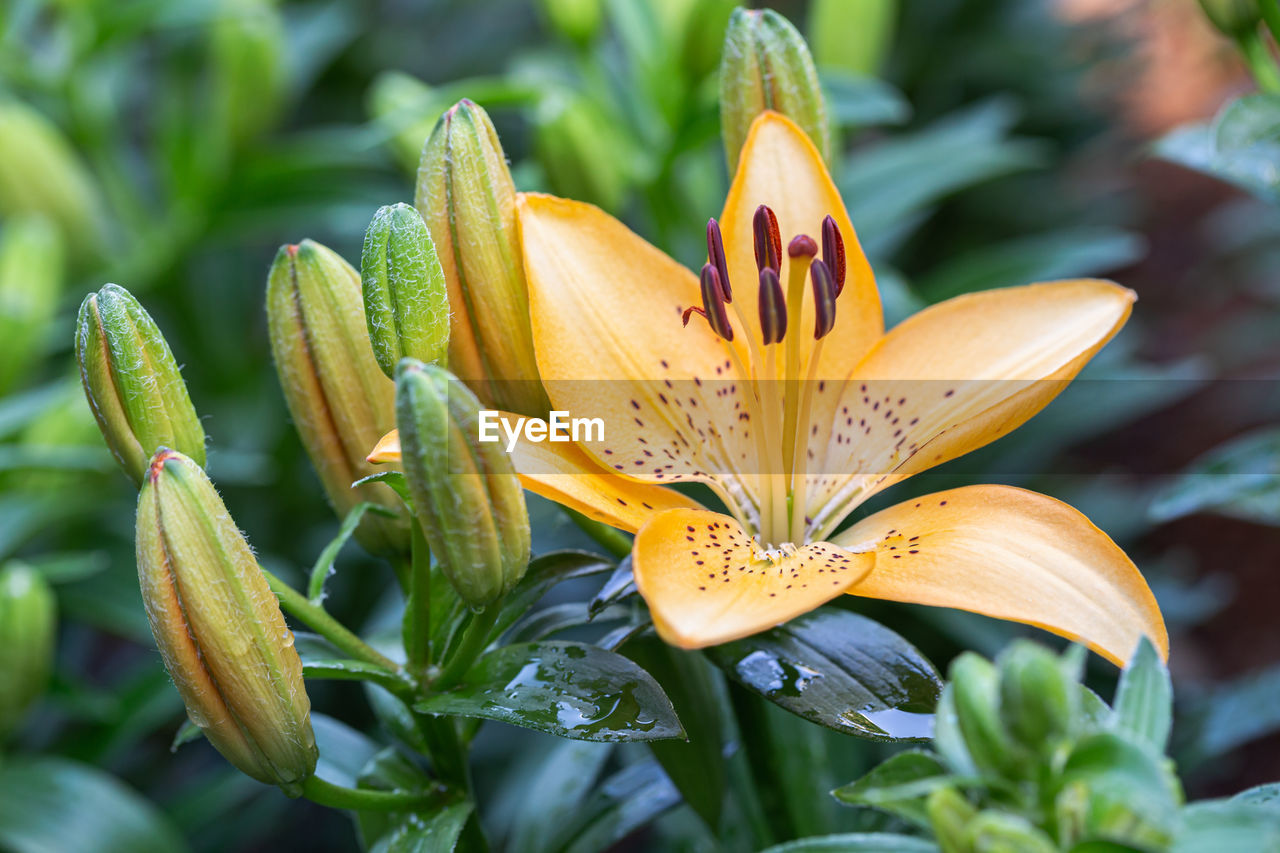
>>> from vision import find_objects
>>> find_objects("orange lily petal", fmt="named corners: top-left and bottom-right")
top-left (808, 280), bottom-right (1134, 535)
top-left (832, 485), bottom-right (1167, 666)
top-left (634, 508), bottom-right (873, 648)
top-left (719, 111), bottom-right (881, 378)
top-left (366, 428), bottom-right (698, 534)
top-left (518, 192), bottom-right (760, 510)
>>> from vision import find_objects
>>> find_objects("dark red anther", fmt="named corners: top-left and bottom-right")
top-left (758, 267), bottom-right (787, 345)
top-left (699, 264), bottom-right (734, 342)
top-left (810, 259), bottom-right (836, 340)
top-left (706, 219), bottom-right (732, 303)
top-left (821, 215), bottom-right (846, 296)
top-left (788, 234), bottom-right (817, 258)
top-left (752, 205), bottom-right (781, 273)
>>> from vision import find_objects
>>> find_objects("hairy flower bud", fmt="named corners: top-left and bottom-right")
top-left (997, 641), bottom-right (1077, 752)
top-left (137, 449), bottom-right (317, 795)
top-left (0, 216), bottom-right (62, 395)
top-left (395, 360), bottom-right (530, 607)
top-left (415, 99), bottom-right (550, 417)
top-left (720, 7), bottom-right (829, 173)
top-left (77, 284), bottom-right (205, 486)
top-left (0, 563), bottom-right (56, 738)
top-left (266, 241), bottom-right (409, 556)
top-left (360, 203), bottom-right (450, 377)
top-left (0, 99), bottom-right (103, 252)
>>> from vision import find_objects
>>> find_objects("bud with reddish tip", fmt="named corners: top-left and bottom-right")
top-left (720, 7), bottom-right (829, 173)
top-left (395, 360), bottom-right (530, 608)
top-left (0, 562), bottom-right (56, 738)
top-left (266, 240), bottom-right (409, 556)
top-left (137, 449), bottom-right (316, 795)
top-left (415, 99), bottom-right (550, 417)
top-left (76, 284), bottom-right (206, 486)
top-left (360, 203), bottom-right (450, 377)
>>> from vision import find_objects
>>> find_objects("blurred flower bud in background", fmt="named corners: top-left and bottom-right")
top-left (137, 449), bottom-right (316, 795)
top-left (808, 0), bottom-right (896, 76)
top-left (0, 99), bottom-right (103, 256)
top-left (1196, 0), bottom-right (1261, 37)
top-left (719, 7), bottom-right (829, 173)
top-left (534, 91), bottom-right (634, 212)
top-left (416, 99), bottom-right (550, 417)
top-left (360, 203), bottom-right (450, 377)
top-left (209, 0), bottom-right (286, 149)
top-left (536, 0), bottom-right (602, 47)
top-left (0, 562), bottom-right (56, 740)
top-left (369, 71), bottom-right (447, 172)
top-left (395, 360), bottom-right (530, 608)
top-left (0, 215), bottom-right (63, 396)
top-left (997, 640), bottom-right (1078, 753)
top-left (76, 284), bottom-right (206, 486)
top-left (266, 241), bottom-right (409, 556)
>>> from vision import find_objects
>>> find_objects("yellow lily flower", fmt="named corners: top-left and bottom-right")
top-left (372, 111), bottom-right (1167, 667)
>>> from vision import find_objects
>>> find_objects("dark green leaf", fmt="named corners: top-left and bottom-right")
top-left (506, 740), bottom-right (613, 853)
top-left (760, 833), bottom-right (938, 852)
top-left (312, 713), bottom-right (381, 787)
top-left (0, 758), bottom-right (188, 853)
top-left (832, 751), bottom-right (950, 827)
top-left (309, 501), bottom-right (396, 602)
top-left (369, 803), bottom-right (474, 853)
top-left (588, 557), bottom-right (635, 618)
top-left (1112, 637), bottom-right (1172, 752)
top-left (170, 720), bottom-right (202, 752)
top-left (354, 470), bottom-right (414, 510)
top-left (492, 550), bottom-right (615, 642)
top-left (559, 760), bottom-right (682, 853)
top-left (415, 641), bottom-right (683, 742)
top-left (710, 607), bottom-right (941, 741)
top-left (624, 635), bottom-right (727, 829)
top-left (1150, 427), bottom-right (1280, 525)
top-left (302, 658), bottom-right (411, 695)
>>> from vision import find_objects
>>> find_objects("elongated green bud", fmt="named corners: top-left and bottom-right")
top-left (0, 99), bottom-right (103, 251)
top-left (720, 7), bottom-right (829, 173)
top-left (396, 360), bottom-right (530, 607)
top-left (266, 241), bottom-right (409, 556)
top-left (360, 203), bottom-right (450, 377)
top-left (949, 652), bottom-right (1023, 780)
top-left (137, 449), bottom-right (316, 795)
top-left (926, 785), bottom-right (977, 853)
top-left (416, 99), bottom-right (550, 417)
top-left (997, 641), bottom-right (1077, 752)
top-left (0, 216), bottom-right (62, 395)
top-left (0, 562), bottom-right (56, 738)
top-left (77, 284), bottom-right (205, 486)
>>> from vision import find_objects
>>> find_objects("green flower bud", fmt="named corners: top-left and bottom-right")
top-left (416, 99), bottom-right (550, 417)
top-left (534, 91), bottom-right (632, 213)
top-left (0, 562), bottom-right (56, 738)
top-left (76, 284), bottom-right (206, 486)
top-left (0, 99), bottom-right (103, 252)
top-left (0, 215), bottom-right (62, 395)
top-left (997, 640), bottom-right (1077, 753)
top-left (266, 241), bottom-right (409, 556)
top-left (368, 71), bottom-right (446, 171)
top-left (809, 0), bottom-right (895, 76)
top-left (948, 652), bottom-right (1023, 780)
top-left (395, 360), bottom-right (530, 608)
top-left (1057, 733), bottom-right (1181, 850)
top-left (720, 7), bottom-right (829, 174)
top-left (926, 785), bottom-right (977, 853)
top-left (963, 811), bottom-right (1057, 853)
top-left (537, 0), bottom-right (602, 46)
top-left (360, 203), bottom-right (450, 377)
top-left (1197, 0), bottom-right (1261, 37)
top-left (137, 449), bottom-right (317, 795)
top-left (210, 0), bottom-right (285, 147)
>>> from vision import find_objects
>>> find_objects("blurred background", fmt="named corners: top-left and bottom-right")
top-left (1, 0), bottom-right (1278, 850)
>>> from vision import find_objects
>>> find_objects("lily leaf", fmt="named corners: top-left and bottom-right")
top-left (558, 760), bottom-right (682, 853)
top-left (1155, 94), bottom-right (1280, 203)
top-left (415, 641), bottom-right (684, 742)
top-left (1150, 427), bottom-right (1280, 526)
top-left (492, 550), bottom-right (616, 642)
top-left (588, 557), bottom-right (636, 618)
top-left (709, 607), bottom-right (942, 741)
top-left (1112, 637), bottom-right (1172, 752)
top-left (832, 750), bottom-right (951, 827)
top-left (760, 833), bottom-right (939, 852)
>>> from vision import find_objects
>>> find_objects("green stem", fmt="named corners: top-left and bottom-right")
top-left (418, 715), bottom-right (472, 792)
top-left (404, 520), bottom-right (433, 675)
top-left (263, 568), bottom-right (400, 672)
top-left (1237, 28), bottom-right (1280, 93)
top-left (432, 605), bottom-right (502, 691)
top-left (301, 774), bottom-right (451, 812)
top-left (566, 509), bottom-right (632, 560)
top-left (1261, 1), bottom-right (1280, 46)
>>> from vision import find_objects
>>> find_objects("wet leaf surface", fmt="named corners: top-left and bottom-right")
top-left (416, 641), bottom-right (683, 742)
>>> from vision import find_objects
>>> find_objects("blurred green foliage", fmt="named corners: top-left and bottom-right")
top-left (0, 0), bottom-right (1277, 850)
